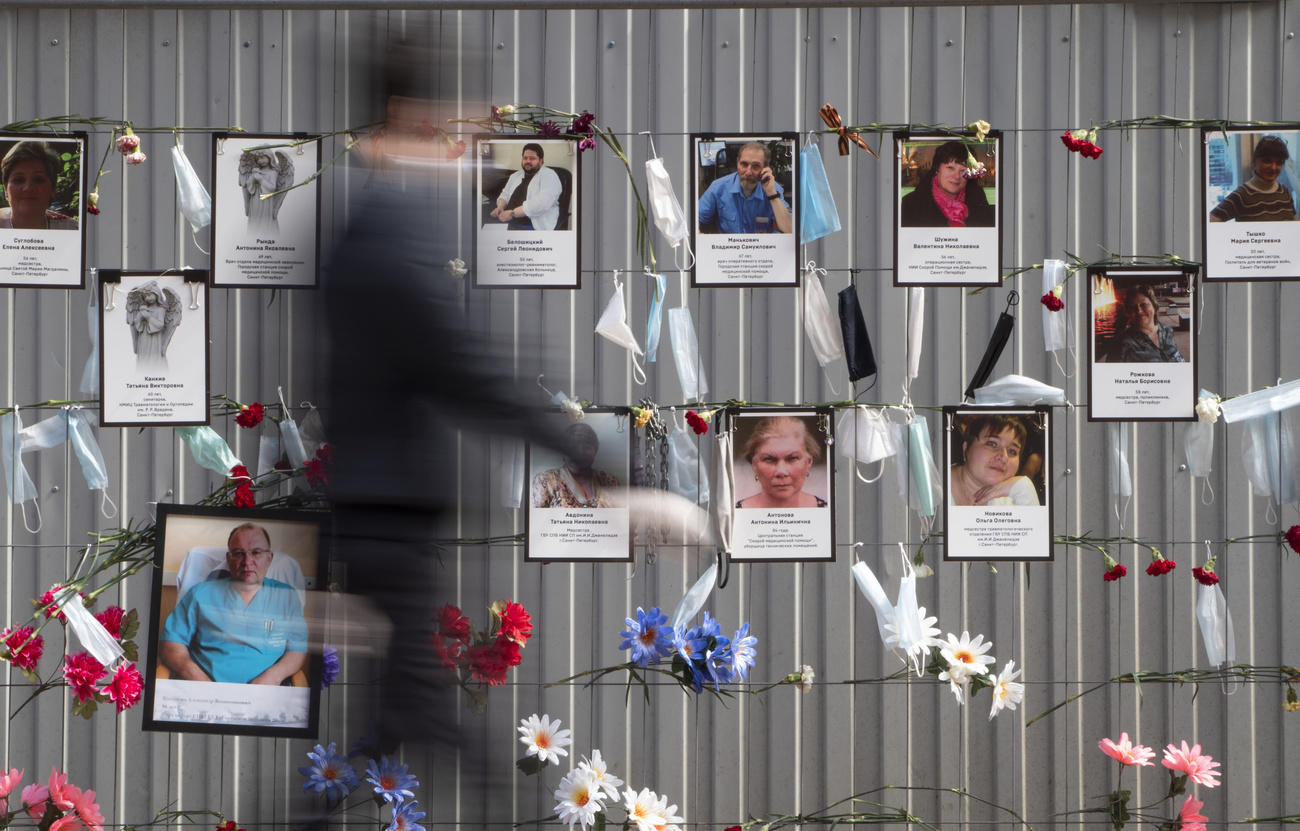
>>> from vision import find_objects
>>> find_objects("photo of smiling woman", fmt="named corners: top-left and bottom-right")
top-left (730, 410), bottom-right (835, 562)
top-left (943, 407), bottom-right (1052, 562)
top-left (0, 133), bottom-right (86, 288)
top-left (1203, 125), bottom-right (1300, 281)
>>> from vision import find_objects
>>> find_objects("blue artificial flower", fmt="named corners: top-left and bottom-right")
top-left (387, 799), bottom-right (427, 831)
top-left (729, 622), bottom-right (758, 680)
top-left (618, 606), bottom-right (674, 667)
top-left (299, 742), bottom-right (361, 804)
top-left (365, 755), bottom-right (419, 804)
top-left (694, 634), bottom-right (734, 691)
top-left (322, 645), bottom-right (340, 688)
top-left (697, 611), bottom-right (723, 640)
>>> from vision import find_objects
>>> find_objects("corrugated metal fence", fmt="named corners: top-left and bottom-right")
top-left (2, 2), bottom-right (1299, 829)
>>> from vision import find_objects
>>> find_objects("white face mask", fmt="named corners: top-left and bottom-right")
top-left (836, 406), bottom-right (898, 466)
top-left (498, 436), bottom-right (526, 509)
top-left (1241, 412), bottom-right (1298, 505)
top-left (713, 430), bottom-right (734, 555)
top-left (803, 269), bottom-right (845, 368)
top-left (668, 306), bottom-right (709, 402)
top-left (1196, 581), bottom-right (1235, 667)
top-left (667, 424), bottom-right (710, 507)
top-left (172, 144), bottom-right (213, 233)
top-left (644, 157), bottom-right (689, 248)
top-left (595, 277), bottom-right (647, 384)
top-left (973, 374), bottom-right (1066, 406)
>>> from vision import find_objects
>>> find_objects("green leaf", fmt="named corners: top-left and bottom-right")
top-left (71, 696), bottom-right (99, 719)
top-left (122, 640), bottom-right (139, 662)
top-left (466, 687), bottom-right (488, 716)
top-left (120, 608), bottom-right (141, 641)
top-left (515, 755), bottom-right (549, 777)
top-left (593, 812), bottom-right (606, 831)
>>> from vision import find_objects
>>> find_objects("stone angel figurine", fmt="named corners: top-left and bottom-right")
top-left (125, 281), bottom-right (182, 372)
top-left (238, 148), bottom-right (295, 233)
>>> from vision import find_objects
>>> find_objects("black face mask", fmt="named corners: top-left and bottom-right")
top-left (838, 284), bottom-right (878, 387)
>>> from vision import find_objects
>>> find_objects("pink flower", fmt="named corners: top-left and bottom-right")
top-left (125, 150), bottom-right (147, 166)
top-left (94, 606), bottom-right (125, 640)
top-left (2, 624), bottom-right (44, 671)
top-left (234, 402), bottom-right (265, 428)
top-left (101, 663), bottom-right (144, 712)
top-left (37, 585), bottom-right (85, 621)
top-left (62, 653), bottom-right (106, 703)
top-left (1098, 732), bottom-right (1155, 766)
top-left (22, 781), bottom-right (49, 821)
top-left (47, 767), bottom-right (73, 813)
top-left (0, 768), bottom-right (24, 816)
top-left (115, 132), bottom-right (140, 154)
top-left (577, 136), bottom-right (596, 152)
top-left (1162, 740), bottom-right (1221, 788)
top-left (1178, 795), bottom-right (1208, 831)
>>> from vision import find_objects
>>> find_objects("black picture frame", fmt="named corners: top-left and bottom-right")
top-left (942, 405), bottom-right (1053, 562)
top-left (690, 132), bottom-right (800, 287)
top-left (1086, 265), bottom-right (1199, 422)
top-left (211, 132), bottom-right (321, 288)
top-left (727, 407), bottom-right (836, 563)
top-left (525, 408), bottom-right (633, 562)
top-left (893, 131), bottom-right (1003, 287)
top-left (473, 134), bottom-right (582, 289)
top-left (0, 131), bottom-right (88, 289)
top-left (142, 503), bottom-right (328, 739)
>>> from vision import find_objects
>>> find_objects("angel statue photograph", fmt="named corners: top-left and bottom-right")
top-left (125, 280), bottom-right (182, 372)
top-left (238, 148), bottom-right (294, 234)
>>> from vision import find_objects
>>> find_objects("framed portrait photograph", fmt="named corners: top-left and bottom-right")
top-left (729, 408), bottom-right (835, 563)
top-left (0, 132), bottom-right (87, 288)
top-left (99, 270), bottom-right (210, 427)
top-left (211, 133), bottom-right (320, 288)
top-left (1087, 265), bottom-right (1198, 421)
top-left (142, 504), bottom-right (327, 738)
top-left (894, 131), bottom-right (1002, 287)
top-left (943, 406), bottom-right (1052, 562)
top-left (526, 409), bottom-right (631, 562)
top-left (690, 133), bottom-right (799, 287)
top-left (1202, 125), bottom-right (1300, 281)
top-left (473, 135), bottom-right (581, 288)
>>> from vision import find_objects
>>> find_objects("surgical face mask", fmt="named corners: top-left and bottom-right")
top-left (1196, 581), bottom-right (1235, 667)
top-left (595, 278), bottom-right (647, 385)
top-left (1184, 420), bottom-right (1214, 479)
top-left (906, 415), bottom-right (939, 518)
top-left (1241, 412), bottom-right (1298, 505)
top-left (2, 410), bottom-right (38, 505)
top-left (835, 406), bottom-right (898, 466)
top-left (177, 426), bottom-right (241, 476)
top-left (799, 142), bottom-right (841, 245)
top-left (644, 157), bottom-right (689, 248)
top-left (498, 436), bottom-right (526, 509)
top-left (713, 429), bottom-right (734, 555)
top-left (172, 144), bottom-right (213, 233)
top-left (804, 270), bottom-right (845, 368)
top-left (667, 425), bottom-right (710, 507)
top-left (65, 409), bottom-right (109, 492)
top-left (81, 294), bottom-right (99, 396)
top-left (645, 272), bottom-right (666, 362)
top-left (973, 374), bottom-right (1066, 406)
top-left (837, 285), bottom-right (877, 385)
top-left (668, 306), bottom-right (709, 402)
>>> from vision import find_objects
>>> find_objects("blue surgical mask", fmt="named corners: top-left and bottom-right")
top-left (798, 142), bottom-right (841, 245)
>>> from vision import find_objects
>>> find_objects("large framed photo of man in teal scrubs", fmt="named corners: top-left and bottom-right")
top-left (143, 504), bottom-right (327, 738)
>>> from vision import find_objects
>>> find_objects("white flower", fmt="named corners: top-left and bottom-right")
top-left (578, 749), bottom-right (624, 801)
top-left (125, 150), bottom-right (148, 166)
top-left (445, 257), bottom-right (467, 278)
top-left (883, 605), bottom-right (941, 676)
top-left (517, 713), bottom-right (571, 765)
top-left (987, 660), bottom-right (1025, 720)
top-left (936, 631), bottom-right (996, 703)
top-left (554, 768), bottom-right (603, 829)
top-left (559, 396), bottom-right (585, 421)
top-left (622, 787), bottom-right (664, 831)
top-left (796, 664), bottom-right (815, 693)
top-left (1195, 393), bottom-right (1221, 424)
top-left (650, 792), bottom-right (685, 831)
top-left (498, 104), bottom-right (517, 116)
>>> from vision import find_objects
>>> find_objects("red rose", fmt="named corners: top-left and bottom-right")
top-left (1191, 566), bottom-right (1219, 586)
top-left (1286, 525), bottom-right (1300, 554)
top-left (686, 410), bottom-right (708, 435)
top-left (1103, 563), bottom-right (1127, 582)
top-left (1040, 291), bottom-right (1064, 312)
top-left (234, 402), bottom-right (265, 429)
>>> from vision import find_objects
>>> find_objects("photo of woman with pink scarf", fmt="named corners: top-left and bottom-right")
top-left (899, 139), bottom-right (995, 228)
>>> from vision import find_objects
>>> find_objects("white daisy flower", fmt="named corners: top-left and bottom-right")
top-left (796, 664), bottom-right (815, 693)
top-left (622, 786), bottom-right (664, 831)
top-left (578, 749), bottom-right (624, 801)
top-left (937, 632), bottom-right (996, 704)
top-left (649, 792), bottom-right (685, 831)
top-left (987, 660), bottom-right (1025, 720)
top-left (518, 713), bottom-right (572, 765)
top-left (554, 768), bottom-right (603, 829)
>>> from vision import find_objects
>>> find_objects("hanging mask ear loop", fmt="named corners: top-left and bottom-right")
top-left (103, 283), bottom-right (117, 312)
top-left (1200, 476), bottom-right (1215, 506)
top-left (12, 405), bottom-right (42, 534)
top-left (852, 406), bottom-right (888, 485)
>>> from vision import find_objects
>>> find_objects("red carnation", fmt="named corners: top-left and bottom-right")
top-left (433, 636), bottom-right (466, 670)
top-left (496, 637), bottom-right (523, 668)
top-left (234, 402), bottom-right (265, 429)
top-left (436, 604), bottom-right (471, 643)
top-left (36, 585), bottom-right (85, 621)
top-left (496, 600), bottom-right (533, 646)
top-left (1192, 566), bottom-right (1220, 586)
top-left (686, 410), bottom-right (708, 435)
top-left (232, 484), bottom-right (256, 508)
top-left (1040, 291), bottom-right (1064, 311)
top-left (467, 642), bottom-right (510, 686)
top-left (217, 821), bottom-right (246, 831)
top-left (100, 662), bottom-right (144, 712)
top-left (87, 204), bottom-right (100, 215)
top-left (229, 464), bottom-right (250, 481)
top-left (1145, 556), bottom-right (1176, 577)
top-left (2, 624), bottom-right (44, 672)
top-left (94, 606), bottom-right (125, 639)
top-left (1286, 525), bottom-right (1300, 554)
top-left (1103, 563), bottom-right (1127, 582)
top-left (1060, 132), bottom-right (1081, 152)
top-left (63, 652), bottom-right (107, 703)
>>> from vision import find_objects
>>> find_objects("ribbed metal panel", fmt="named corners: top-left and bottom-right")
top-left (1, 3), bottom-right (1298, 829)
